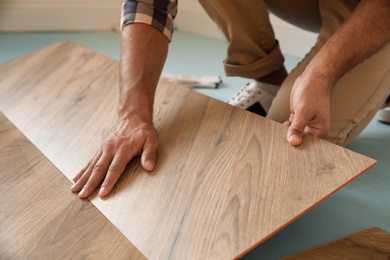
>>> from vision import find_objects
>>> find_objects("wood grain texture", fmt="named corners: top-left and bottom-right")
top-left (282, 227), bottom-right (390, 259)
top-left (0, 113), bottom-right (145, 260)
top-left (0, 42), bottom-right (376, 259)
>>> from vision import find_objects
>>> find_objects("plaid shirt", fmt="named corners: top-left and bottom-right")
top-left (121, 0), bottom-right (178, 41)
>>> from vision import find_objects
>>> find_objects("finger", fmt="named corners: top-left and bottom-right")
top-left (287, 113), bottom-right (311, 146)
top-left (78, 154), bottom-right (113, 199)
top-left (72, 150), bottom-right (102, 182)
top-left (72, 164), bottom-right (89, 183)
top-left (98, 153), bottom-right (129, 198)
top-left (304, 125), bottom-right (328, 139)
top-left (70, 167), bottom-right (93, 193)
top-left (283, 120), bottom-right (291, 127)
top-left (141, 136), bottom-right (159, 172)
top-left (70, 151), bottom-right (102, 193)
top-left (304, 119), bottom-right (330, 139)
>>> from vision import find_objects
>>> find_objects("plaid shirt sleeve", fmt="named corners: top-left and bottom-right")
top-left (121, 0), bottom-right (178, 41)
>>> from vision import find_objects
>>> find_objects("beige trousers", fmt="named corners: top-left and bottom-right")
top-left (199, 0), bottom-right (390, 145)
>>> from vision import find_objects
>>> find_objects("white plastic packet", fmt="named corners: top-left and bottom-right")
top-left (161, 73), bottom-right (222, 88)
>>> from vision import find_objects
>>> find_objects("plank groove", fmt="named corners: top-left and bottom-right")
top-left (0, 113), bottom-right (145, 260)
top-left (0, 42), bottom-right (376, 259)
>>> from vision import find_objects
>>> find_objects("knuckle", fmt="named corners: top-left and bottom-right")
top-left (93, 163), bottom-right (106, 172)
top-left (86, 165), bottom-right (95, 173)
top-left (148, 138), bottom-right (159, 147)
top-left (108, 164), bottom-right (122, 174)
top-left (290, 125), bottom-right (304, 134)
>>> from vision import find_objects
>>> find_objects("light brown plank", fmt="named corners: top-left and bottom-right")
top-left (0, 113), bottom-right (145, 260)
top-left (282, 227), bottom-right (390, 259)
top-left (0, 42), bottom-right (376, 259)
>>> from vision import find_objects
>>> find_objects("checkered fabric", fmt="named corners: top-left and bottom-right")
top-left (121, 0), bottom-right (178, 41)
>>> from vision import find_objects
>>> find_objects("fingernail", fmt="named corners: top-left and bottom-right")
top-left (289, 134), bottom-right (301, 145)
top-left (70, 182), bottom-right (77, 190)
top-left (99, 187), bottom-right (106, 197)
top-left (78, 188), bottom-right (87, 198)
top-left (145, 160), bottom-right (155, 171)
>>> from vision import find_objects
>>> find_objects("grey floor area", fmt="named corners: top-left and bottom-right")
top-left (1, 30), bottom-right (389, 259)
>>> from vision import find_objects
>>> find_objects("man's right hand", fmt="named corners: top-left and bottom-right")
top-left (70, 114), bottom-right (159, 199)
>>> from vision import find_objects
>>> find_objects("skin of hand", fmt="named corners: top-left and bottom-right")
top-left (285, 70), bottom-right (332, 145)
top-left (71, 24), bottom-right (169, 199)
top-left (285, 0), bottom-right (390, 145)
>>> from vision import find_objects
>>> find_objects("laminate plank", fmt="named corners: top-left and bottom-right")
top-left (0, 42), bottom-right (376, 259)
top-left (282, 227), bottom-right (390, 259)
top-left (0, 113), bottom-right (145, 260)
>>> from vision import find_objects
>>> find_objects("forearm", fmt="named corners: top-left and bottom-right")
top-left (305, 0), bottom-right (390, 86)
top-left (118, 23), bottom-right (169, 121)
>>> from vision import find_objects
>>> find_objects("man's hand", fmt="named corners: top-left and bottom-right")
top-left (70, 23), bottom-right (169, 199)
top-left (70, 114), bottom-right (158, 199)
top-left (284, 0), bottom-right (390, 146)
top-left (284, 71), bottom-right (332, 146)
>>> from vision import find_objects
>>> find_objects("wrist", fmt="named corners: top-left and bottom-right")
top-left (117, 107), bottom-right (153, 122)
top-left (304, 57), bottom-right (339, 92)
top-left (117, 104), bottom-right (153, 123)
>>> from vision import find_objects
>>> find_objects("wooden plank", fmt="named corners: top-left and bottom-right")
top-left (0, 113), bottom-right (145, 260)
top-left (282, 227), bottom-right (390, 259)
top-left (0, 42), bottom-right (376, 259)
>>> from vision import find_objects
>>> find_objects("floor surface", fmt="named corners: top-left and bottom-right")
top-left (1, 30), bottom-right (389, 259)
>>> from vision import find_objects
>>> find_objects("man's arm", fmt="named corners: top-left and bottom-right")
top-left (286, 0), bottom-right (390, 145)
top-left (70, 24), bottom-right (168, 198)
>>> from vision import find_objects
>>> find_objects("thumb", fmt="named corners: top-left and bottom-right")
top-left (141, 136), bottom-right (159, 171)
top-left (287, 113), bottom-right (310, 146)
